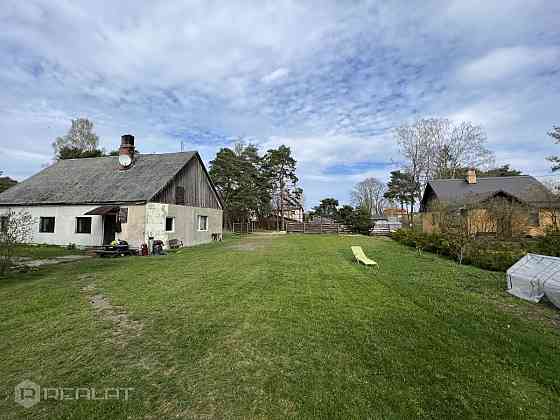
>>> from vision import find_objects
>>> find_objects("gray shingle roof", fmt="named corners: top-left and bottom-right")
top-left (424, 176), bottom-right (556, 207)
top-left (0, 152), bottom-right (196, 205)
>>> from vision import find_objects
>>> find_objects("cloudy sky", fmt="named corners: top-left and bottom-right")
top-left (1, 1), bottom-right (559, 208)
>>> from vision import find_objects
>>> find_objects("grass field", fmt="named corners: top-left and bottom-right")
top-left (1, 234), bottom-right (559, 419)
top-left (11, 244), bottom-right (84, 259)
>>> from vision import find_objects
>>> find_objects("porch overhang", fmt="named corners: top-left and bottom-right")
top-left (84, 206), bottom-right (120, 216)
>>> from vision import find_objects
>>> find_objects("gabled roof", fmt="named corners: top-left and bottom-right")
top-left (0, 152), bottom-right (199, 206)
top-left (421, 175), bottom-right (557, 209)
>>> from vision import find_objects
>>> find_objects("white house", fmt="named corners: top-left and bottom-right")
top-left (0, 135), bottom-right (223, 249)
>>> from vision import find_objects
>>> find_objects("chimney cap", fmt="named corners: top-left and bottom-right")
top-left (121, 134), bottom-right (135, 146)
top-left (466, 168), bottom-right (477, 184)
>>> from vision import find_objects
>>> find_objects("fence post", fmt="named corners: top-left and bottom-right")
top-left (303, 223), bottom-right (306, 233)
top-left (320, 223), bottom-right (323, 234)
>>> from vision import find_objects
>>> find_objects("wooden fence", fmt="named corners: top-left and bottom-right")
top-left (286, 222), bottom-right (351, 234)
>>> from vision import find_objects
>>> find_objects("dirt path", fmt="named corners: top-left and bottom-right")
top-left (79, 274), bottom-right (143, 347)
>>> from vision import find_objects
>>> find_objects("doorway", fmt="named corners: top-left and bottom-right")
top-left (103, 215), bottom-right (118, 245)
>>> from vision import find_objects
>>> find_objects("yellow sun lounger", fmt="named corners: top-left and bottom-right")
top-left (351, 246), bottom-right (379, 268)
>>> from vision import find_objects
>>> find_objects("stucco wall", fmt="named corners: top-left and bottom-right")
top-left (116, 205), bottom-right (146, 248)
top-left (0, 203), bottom-right (223, 249)
top-left (0, 205), bottom-right (104, 247)
top-left (144, 203), bottom-right (223, 247)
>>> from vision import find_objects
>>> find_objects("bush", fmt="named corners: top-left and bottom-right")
top-left (392, 229), bottom-right (526, 272)
top-left (528, 234), bottom-right (560, 257)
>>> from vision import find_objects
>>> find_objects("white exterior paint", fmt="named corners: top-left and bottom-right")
top-left (0, 205), bottom-right (105, 247)
top-left (0, 203), bottom-right (223, 249)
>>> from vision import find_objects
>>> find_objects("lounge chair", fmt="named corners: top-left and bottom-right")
top-left (351, 246), bottom-right (379, 268)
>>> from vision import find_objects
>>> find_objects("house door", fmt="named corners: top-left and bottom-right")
top-left (103, 215), bottom-right (117, 245)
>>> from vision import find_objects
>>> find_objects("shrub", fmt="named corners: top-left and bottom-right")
top-left (392, 229), bottom-right (526, 272)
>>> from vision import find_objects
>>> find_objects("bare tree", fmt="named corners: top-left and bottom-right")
top-left (351, 177), bottom-right (387, 216)
top-left (540, 179), bottom-right (560, 233)
top-left (547, 126), bottom-right (560, 171)
top-left (0, 209), bottom-right (33, 275)
top-left (396, 118), bottom-right (495, 206)
top-left (434, 121), bottom-right (495, 179)
top-left (53, 118), bottom-right (103, 160)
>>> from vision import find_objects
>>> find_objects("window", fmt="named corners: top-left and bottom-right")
top-left (528, 208), bottom-right (540, 227)
top-left (0, 216), bottom-right (8, 233)
top-left (165, 217), bottom-right (175, 232)
top-left (76, 217), bottom-right (92, 234)
top-left (175, 186), bottom-right (186, 205)
top-left (198, 215), bottom-right (208, 231)
top-left (39, 217), bottom-right (55, 233)
top-left (118, 208), bottom-right (128, 224)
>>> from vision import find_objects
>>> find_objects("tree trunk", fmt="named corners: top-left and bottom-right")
top-left (280, 182), bottom-right (285, 231)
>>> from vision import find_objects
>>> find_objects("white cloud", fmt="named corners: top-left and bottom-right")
top-left (260, 134), bottom-right (399, 169)
top-left (261, 68), bottom-right (290, 84)
top-left (1, 1), bottom-right (559, 207)
top-left (458, 46), bottom-right (559, 84)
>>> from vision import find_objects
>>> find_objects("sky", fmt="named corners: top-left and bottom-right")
top-left (1, 1), bottom-right (559, 209)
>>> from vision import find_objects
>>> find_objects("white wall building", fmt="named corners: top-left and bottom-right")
top-left (0, 135), bottom-right (223, 249)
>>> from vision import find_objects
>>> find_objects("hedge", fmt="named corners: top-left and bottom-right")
top-left (391, 229), bottom-right (559, 272)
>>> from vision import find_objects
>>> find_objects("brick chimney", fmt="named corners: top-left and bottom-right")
top-left (118, 134), bottom-right (135, 169)
top-left (466, 168), bottom-right (477, 184)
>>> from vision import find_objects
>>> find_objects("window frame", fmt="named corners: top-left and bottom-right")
top-left (165, 217), bottom-right (175, 232)
top-left (75, 217), bottom-right (92, 234)
top-left (39, 217), bottom-right (56, 233)
top-left (197, 215), bottom-right (208, 232)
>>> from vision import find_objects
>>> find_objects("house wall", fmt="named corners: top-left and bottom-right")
top-left (116, 205), bottom-right (146, 248)
top-left (422, 207), bottom-right (554, 237)
top-left (144, 203), bottom-right (223, 247)
top-left (0, 202), bottom-right (223, 249)
top-left (0, 205), bottom-right (105, 247)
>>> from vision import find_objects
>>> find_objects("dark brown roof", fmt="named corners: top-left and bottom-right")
top-left (421, 176), bottom-right (558, 209)
top-left (0, 152), bottom-right (197, 206)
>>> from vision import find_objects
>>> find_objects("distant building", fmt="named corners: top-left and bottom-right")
top-left (271, 191), bottom-right (304, 223)
top-left (383, 207), bottom-right (408, 219)
top-left (420, 169), bottom-right (560, 237)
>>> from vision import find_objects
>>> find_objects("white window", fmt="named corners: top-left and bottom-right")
top-left (197, 215), bottom-right (208, 231)
top-left (165, 217), bottom-right (175, 232)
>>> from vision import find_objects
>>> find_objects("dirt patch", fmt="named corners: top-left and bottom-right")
top-left (225, 243), bottom-right (262, 252)
top-left (15, 255), bottom-right (91, 268)
top-left (493, 296), bottom-right (560, 329)
top-left (80, 275), bottom-right (143, 346)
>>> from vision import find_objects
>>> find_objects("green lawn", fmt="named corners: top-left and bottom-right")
top-left (11, 244), bottom-right (84, 259)
top-left (1, 234), bottom-right (559, 419)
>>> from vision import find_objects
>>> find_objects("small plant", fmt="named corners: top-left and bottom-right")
top-left (67, 243), bottom-right (77, 250)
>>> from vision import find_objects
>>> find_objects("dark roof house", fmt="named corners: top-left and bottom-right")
top-left (0, 151), bottom-right (222, 208)
top-left (420, 169), bottom-right (557, 211)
